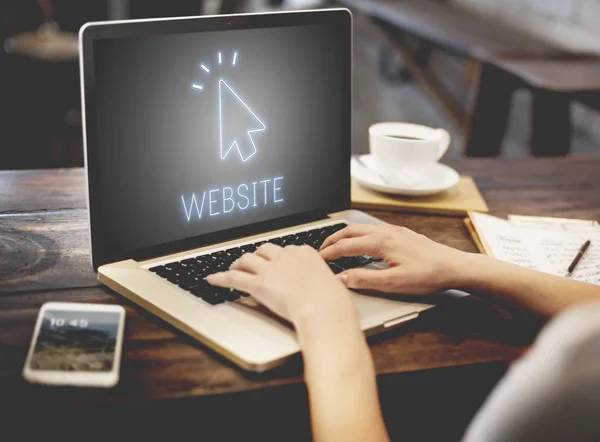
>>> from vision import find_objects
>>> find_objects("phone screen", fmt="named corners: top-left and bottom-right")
top-left (29, 309), bottom-right (121, 372)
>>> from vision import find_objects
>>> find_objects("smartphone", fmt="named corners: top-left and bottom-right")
top-left (23, 302), bottom-right (126, 388)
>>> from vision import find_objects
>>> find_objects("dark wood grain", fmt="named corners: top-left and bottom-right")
top-left (0, 210), bottom-right (98, 293)
top-left (2, 157), bottom-right (600, 408)
top-left (493, 56), bottom-right (600, 92)
top-left (454, 157), bottom-right (600, 220)
top-left (0, 168), bottom-right (87, 213)
top-left (0, 286), bottom-right (528, 405)
top-left (0, 168), bottom-right (95, 292)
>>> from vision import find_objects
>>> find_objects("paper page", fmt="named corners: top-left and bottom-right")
top-left (509, 215), bottom-right (599, 232)
top-left (470, 212), bottom-right (600, 284)
top-left (469, 212), bottom-right (538, 270)
top-left (523, 229), bottom-right (600, 285)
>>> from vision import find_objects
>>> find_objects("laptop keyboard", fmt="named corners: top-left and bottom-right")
top-left (148, 223), bottom-right (378, 306)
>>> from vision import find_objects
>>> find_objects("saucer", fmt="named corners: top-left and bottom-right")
top-left (351, 154), bottom-right (459, 196)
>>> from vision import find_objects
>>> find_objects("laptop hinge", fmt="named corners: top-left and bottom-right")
top-left (130, 210), bottom-right (331, 263)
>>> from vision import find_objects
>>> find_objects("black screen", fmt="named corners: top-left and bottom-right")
top-left (92, 22), bottom-right (346, 260)
top-left (30, 310), bottom-right (120, 372)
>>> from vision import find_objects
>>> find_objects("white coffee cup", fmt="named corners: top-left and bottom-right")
top-left (369, 122), bottom-right (450, 186)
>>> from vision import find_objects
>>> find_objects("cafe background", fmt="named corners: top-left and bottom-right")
top-left (1, 0), bottom-right (599, 172)
top-left (2, 2), bottom-right (600, 441)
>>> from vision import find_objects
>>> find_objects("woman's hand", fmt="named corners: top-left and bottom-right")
top-left (206, 243), bottom-right (355, 326)
top-left (210, 243), bottom-right (389, 442)
top-left (319, 224), bottom-right (475, 295)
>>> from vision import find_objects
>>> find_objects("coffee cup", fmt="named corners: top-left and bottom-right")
top-left (369, 122), bottom-right (450, 186)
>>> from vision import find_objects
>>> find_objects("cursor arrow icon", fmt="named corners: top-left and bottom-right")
top-left (218, 79), bottom-right (265, 162)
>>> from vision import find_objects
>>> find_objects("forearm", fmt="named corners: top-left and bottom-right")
top-left (295, 304), bottom-right (390, 442)
top-left (457, 254), bottom-right (600, 318)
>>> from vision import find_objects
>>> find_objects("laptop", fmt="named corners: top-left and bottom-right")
top-left (79, 8), bottom-right (434, 372)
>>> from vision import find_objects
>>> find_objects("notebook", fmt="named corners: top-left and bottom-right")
top-left (466, 212), bottom-right (600, 285)
top-left (351, 177), bottom-right (488, 216)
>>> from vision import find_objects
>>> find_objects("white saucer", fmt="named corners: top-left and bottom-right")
top-left (351, 154), bottom-right (459, 196)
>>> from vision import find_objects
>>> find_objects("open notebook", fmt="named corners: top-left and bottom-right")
top-left (466, 212), bottom-right (600, 285)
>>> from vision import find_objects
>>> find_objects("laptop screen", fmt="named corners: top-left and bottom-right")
top-left (87, 13), bottom-right (350, 265)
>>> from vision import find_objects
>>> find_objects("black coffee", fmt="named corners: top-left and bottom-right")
top-left (385, 135), bottom-right (424, 141)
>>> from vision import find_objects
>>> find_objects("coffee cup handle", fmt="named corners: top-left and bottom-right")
top-left (436, 129), bottom-right (451, 160)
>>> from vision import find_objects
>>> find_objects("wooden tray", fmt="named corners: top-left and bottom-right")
top-left (351, 176), bottom-right (488, 217)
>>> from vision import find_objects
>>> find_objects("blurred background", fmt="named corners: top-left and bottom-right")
top-left (1, 0), bottom-right (599, 170)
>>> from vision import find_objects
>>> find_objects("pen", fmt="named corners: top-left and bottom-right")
top-left (565, 240), bottom-right (591, 277)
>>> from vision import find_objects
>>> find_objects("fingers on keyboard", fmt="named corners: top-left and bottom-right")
top-left (149, 223), bottom-right (350, 305)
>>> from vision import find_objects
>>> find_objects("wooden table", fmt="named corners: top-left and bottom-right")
top-left (3, 157), bottom-right (600, 440)
top-left (466, 54), bottom-right (600, 157)
top-left (338, 0), bottom-right (564, 125)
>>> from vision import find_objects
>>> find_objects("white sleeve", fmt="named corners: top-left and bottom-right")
top-left (464, 302), bottom-right (600, 442)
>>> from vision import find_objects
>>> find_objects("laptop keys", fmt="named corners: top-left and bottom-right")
top-left (177, 276), bottom-right (203, 290)
top-left (332, 256), bottom-right (371, 270)
top-left (189, 281), bottom-right (211, 296)
top-left (150, 223), bottom-right (352, 305)
top-left (189, 282), bottom-right (227, 305)
top-left (241, 244), bottom-right (257, 253)
top-left (328, 262), bottom-right (345, 274)
top-left (355, 255), bottom-right (373, 266)
top-left (219, 289), bottom-right (241, 302)
top-left (198, 292), bottom-right (226, 305)
top-left (268, 237), bottom-right (284, 246)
